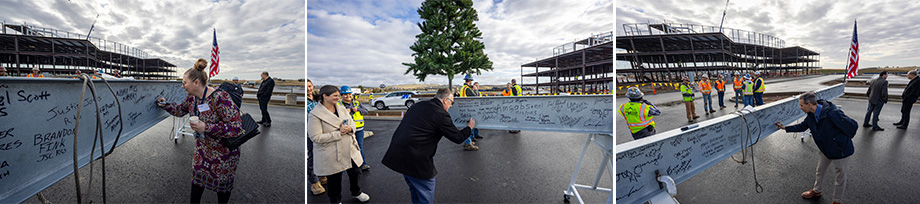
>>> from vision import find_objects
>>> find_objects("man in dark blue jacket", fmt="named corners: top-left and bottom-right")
top-left (775, 92), bottom-right (854, 204)
top-left (894, 70), bottom-right (920, 129)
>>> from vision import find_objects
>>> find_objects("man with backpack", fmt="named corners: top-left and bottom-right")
top-left (775, 92), bottom-right (856, 204)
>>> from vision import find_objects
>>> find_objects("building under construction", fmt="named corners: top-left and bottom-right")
top-left (0, 21), bottom-right (177, 80)
top-left (520, 31), bottom-right (613, 94)
top-left (616, 23), bottom-right (819, 84)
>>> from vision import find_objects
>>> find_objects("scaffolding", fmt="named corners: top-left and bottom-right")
top-left (616, 22), bottom-right (820, 84)
top-left (0, 20), bottom-right (177, 80)
top-left (521, 31), bottom-right (613, 94)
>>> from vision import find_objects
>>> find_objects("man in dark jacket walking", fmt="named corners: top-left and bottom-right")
top-left (382, 88), bottom-right (475, 204)
top-left (257, 71), bottom-right (275, 127)
top-left (894, 70), bottom-right (920, 129)
top-left (776, 92), bottom-right (854, 204)
top-left (864, 71), bottom-right (888, 131)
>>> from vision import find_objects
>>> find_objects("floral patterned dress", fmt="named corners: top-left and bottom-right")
top-left (162, 89), bottom-right (242, 193)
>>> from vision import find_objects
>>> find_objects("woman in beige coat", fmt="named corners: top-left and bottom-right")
top-left (308, 85), bottom-right (370, 203)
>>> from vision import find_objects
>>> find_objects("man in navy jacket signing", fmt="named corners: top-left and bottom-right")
top-left (775, 92), bottom-right (854, 204)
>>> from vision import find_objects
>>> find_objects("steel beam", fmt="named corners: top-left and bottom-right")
top-left (448, 95), bottom-right (613, 134)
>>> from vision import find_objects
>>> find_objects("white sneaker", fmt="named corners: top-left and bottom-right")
top-left (354, 192), bottom-right (370, 202)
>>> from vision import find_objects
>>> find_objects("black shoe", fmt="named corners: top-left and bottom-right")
top-left (897, 125), bottom-right (908, 129)
top-left (863, 124), bottom-right (872, 127)
top-left (263, 123), bottom-right (271, 127)
top-left (872, 127), bottom-right (885, 131)
top-left (894, 122), bottom-right (903, 126)
top-left (475, 135), bottom-right (483, 139)
top-left (257, 120), bottom-right (266, 124)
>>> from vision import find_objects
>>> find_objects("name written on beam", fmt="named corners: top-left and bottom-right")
top-left (0, 78), bottom-right (185, 203)
top-left (614, 84), bottom-right (844, 204)
top-left (447, 95), bottom-right (613, 134)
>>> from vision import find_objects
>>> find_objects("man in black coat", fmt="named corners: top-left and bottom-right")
top-left (895, 70), bottom-right (920, 129)
top-left (382, 88), bottom-right (475, 204)
top-left (776, 92), bottom-right (855, 204)
top-left (864, 71), bottom-right (888, 131)
top-left (257, 71), bottom-right (275, 127)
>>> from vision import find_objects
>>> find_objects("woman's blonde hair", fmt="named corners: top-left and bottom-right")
top-left (185, 59), bottom-right (209, 86)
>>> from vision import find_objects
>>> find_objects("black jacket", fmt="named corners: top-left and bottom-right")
top-left (784, 100), bottom-right (855, 159)
top-left (867, 78), bottom-right (888, 104)
top-left (903, 77), bottom-right (920, 103)
top-left (258, 78), bottom-right (275, 98)
top-left (382, 98), bottom-right (472, 179)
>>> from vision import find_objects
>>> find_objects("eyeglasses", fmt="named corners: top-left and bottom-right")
top-left (446, 98), bottom-right (454, 105)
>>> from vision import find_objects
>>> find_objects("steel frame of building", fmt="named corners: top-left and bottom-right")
top-left (0, 21), bottom-right (177, 80)
top-left (521, 31), bottom-right (613, 94)
top-left (616, 23), bottom-right (820, 83)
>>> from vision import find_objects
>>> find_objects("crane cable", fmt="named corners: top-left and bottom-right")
top-left (71, 74), bottom-right (124, 203)
top-left (731, 107), bottom-right (764, 193)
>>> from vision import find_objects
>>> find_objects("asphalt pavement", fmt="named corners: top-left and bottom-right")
top-left (23, 103), bottom-right (305, 203)
top-left (307, 119), bottom-right (613, 203)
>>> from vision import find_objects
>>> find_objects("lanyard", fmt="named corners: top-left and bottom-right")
top-left (195, 87), bottom-right (208, 117)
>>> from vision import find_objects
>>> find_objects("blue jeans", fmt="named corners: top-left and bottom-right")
top-left (754, 92), bottom-right (764, 106)
top-left (702, 94), bottom-right (713, 111)
top-left (308, 138), bottom-right (318, 184)
top-left (734, 89), bottom-right (742, 106)
top-left (717, 91), bottom-right (725, 107)
top-left (355, 130), bottom-right (366, 166)
top-left (404, 174), bottom-right (435, 204)
top-left (743, 95), bottom-right (753, 107)
top-left (463, 128), bottom-right (479, 145)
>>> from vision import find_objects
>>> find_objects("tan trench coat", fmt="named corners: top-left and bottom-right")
top-left (308, 103), bottom-right (363, 176)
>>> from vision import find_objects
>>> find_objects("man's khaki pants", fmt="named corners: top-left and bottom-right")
top-left (683, 101), bottom-right (697, 120)
top-left (814, 154), bottom-right (848, 203)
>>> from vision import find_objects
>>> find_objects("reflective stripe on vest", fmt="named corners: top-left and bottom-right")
top-left (733, 78), bottom-right (743, 89)
top-left (743, 81), bottom-right (755, 95)
top-left (620, 102), bottom-right (655, 133)
top-left (339, 101), bottom-right (364, 128)
top-left (27, 74), bottom-right (44, 78)
top-left (680, 84), bottom-right (693, 101)
top-left (460, 85), bottom-right (471, 97)
top-left (715, 80), bottom-right (725, 92)
top-left (755, 78), bottom-right (765, 93)
top-left (698, 81), bottom-right (712, 94)
top-left (513, 85), bottom-right (523, 96)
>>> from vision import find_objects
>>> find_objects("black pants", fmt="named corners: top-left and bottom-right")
top-left (191, 183), bottom-right (231, 203)
top-left (864, 102), bottom-right (884, 127)
top-left (631, 126), bottom-right (656, 140)
top-left (327, 161), bottom-right (362, 203)
top-left (258, 97), bottom-right (271, 123)
top-left (900, 100), bottom-right (916, 126)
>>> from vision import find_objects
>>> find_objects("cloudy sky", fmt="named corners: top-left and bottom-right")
top-left (1, 0), bottom-right (304, 80)
top-left (616, 0), bottom-right (920, 70)
top-left (307, 0), bottom-right (613, 87)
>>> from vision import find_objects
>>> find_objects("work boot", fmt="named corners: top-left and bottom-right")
top-left (311, 182), bottom-right (326, 195)
top-left (463, 144), bottom-right (479, 151)
top-left (319, 176), bottom-right (327, 185)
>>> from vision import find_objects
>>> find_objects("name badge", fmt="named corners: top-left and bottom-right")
top-left (197, 104), bottom-right (210, 112)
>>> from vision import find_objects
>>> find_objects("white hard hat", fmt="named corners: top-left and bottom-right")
top-left (233, 77), bottom-right (239, 80)
top-left (32, 67), bottom-right (39, 71)
top-left (754, 71), bottom-right (761, 75)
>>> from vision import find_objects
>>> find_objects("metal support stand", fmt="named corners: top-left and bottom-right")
top-left (170, 115), bottom-right (194, 143)
top-left (563, 134), bottom-right (613, 204)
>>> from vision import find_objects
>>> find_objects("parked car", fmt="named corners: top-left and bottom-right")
top-left (371, 91), bottom-right (420, 110)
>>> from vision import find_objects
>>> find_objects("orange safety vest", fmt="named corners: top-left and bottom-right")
top-left (698, 80), bottom-right (712, 94)
top-left (502, 89), bottom-right (511, 96)
top-left (733, 77), bottom-right (743, 89)
top-left (715, 80), bottom-right (725, 92)
top-left (27, 73), bottom-right (45, 78)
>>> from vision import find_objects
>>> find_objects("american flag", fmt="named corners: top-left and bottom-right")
top-left (846, 21), bottom-right (859, 79)
top-left (209, 28), bottom-right (220, 77)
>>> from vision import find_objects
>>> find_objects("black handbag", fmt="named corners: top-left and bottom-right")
top-left (221, 113), bottom-right (260, 150)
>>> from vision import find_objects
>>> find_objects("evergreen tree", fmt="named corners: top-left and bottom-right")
top-left (403, 0), bottom-right (493, 92)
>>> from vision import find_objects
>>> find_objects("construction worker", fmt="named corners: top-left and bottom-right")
top-left (732, 72), bottom-right (743, 108)
top-left (502, 83), bottom-right (512, 96)
top-left (509, 78), bottom-right (522, 133)
top-left (680, 76), bottom-right (700, 122)
top-left (27, 67), bottom-right (44, 78)
top-left (698, 74), bottom-right (715, 115)
top-left (458, 75), bottom-right (480, 150)
top-left (511, 79), bottom-right (523, 96)
top-left (753, 71), bottom-right (765, 106)
top-left (461, 81), bottom-right (484, 149)
top-left (339, 86), bottom-right (371, 170)
top-left (742, 74), bottom-right (755, 107)
top-left (619, 87), bottom-right (660, 140)
top-left (0, 66), bottom-right (7, 76)
top-left (715, 73), bottom-right (727, 109)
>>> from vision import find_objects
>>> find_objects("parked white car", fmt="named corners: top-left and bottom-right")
top-left (371, 91), bottom-right (420, 110)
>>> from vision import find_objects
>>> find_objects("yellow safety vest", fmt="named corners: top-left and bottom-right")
top-left (460, 84), bottom-right (472, 97)
top-left (680, 83), bottom-right (694, 101)
top-left (513, 84), bottom-right (523, 96)
top-left (339, 101), bottom-right (364, 128)
top-left (743, 81), bottom-right (755, 95)
top-left (619, 102), bottom-right (655, 133)
top-left (754, 78), bottom-right (765, 93)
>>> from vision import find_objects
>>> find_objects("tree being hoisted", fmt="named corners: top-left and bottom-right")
top-left (403, 0), bottom-right (493, 93)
